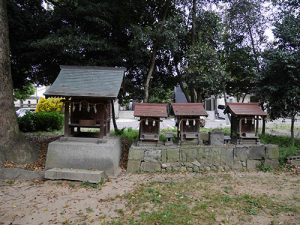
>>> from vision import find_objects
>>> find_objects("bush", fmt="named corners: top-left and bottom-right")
top-left (260, 134), bottom-right (300, 164)
top-left (18, 111), bottom-right (64, 132)
top-left (112, 128), bottom-right (139, 143)
top-left (36, 97), bottom-right (64, 113)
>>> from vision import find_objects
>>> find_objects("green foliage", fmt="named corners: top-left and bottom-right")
top-left (36, 97), bottom-right (64, 113)
top-left (112, 128), bottom-right (139, 143)
top-left (80, 179), bottom-right (104, 189)
top-left (148, 87), bottom-right (173, 103)
top-left (260, 134), bottom-right (300, 164)
top-left (18, 111), bottom-right (64, 132)
top-left (14, 83), bottom-right (35, 100)
top-left (257, 162), bottom-right (273, 172)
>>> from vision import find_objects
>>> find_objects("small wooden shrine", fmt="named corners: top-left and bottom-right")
top-left (171, 103), bottom-right (208, 143)
top-left (224, 103), bottom-right (267, 144)
top-left (44, 66), bottom-right (124, 138)
top-left (134, 103), bottom-right (168, 142)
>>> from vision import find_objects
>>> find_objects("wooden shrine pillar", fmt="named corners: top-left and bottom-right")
top-left (255, 116), bottom-right (259, 136)
top-left (64, 99), bottom-right (70, 137)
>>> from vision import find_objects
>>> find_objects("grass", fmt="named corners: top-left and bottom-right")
top-left (110, 175), bottom-right (298, 224)
top-left (80, 178), bottom-right (105, 189)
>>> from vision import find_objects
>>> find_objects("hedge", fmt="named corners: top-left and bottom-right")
top-left (18, 111), bottom-right (64, 132)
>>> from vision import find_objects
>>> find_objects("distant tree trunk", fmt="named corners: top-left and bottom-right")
top-left (247, 23), bottom-right (260, 72)
top-left (111, 99), bottom-right (119, 133)
top-left (223, 88), bottom-right (227, 106)
top-left (291, 114), bottom-right (295, 146)
top-left (0, 0), bottom-right (37, 163)
top-left (242, 93), bottom-right (247, 102)
top-left (191, 0), bottom-right (197, 44)
top-left (189, 86), bottom-right (196, 102)
top-left (143, 47), bottom-right (157, 102)
top-left (143, 0), bottom-right (170, 102)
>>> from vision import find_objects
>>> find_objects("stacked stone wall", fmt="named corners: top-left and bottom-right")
top-left (127, 143), bottom-right (279, 173)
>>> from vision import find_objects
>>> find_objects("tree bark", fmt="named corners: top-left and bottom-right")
top-left (246, 22), bottom-right (260, 72)
top-left (0, 0), bottom-right (37, 163)
top-left (191, 0), bottom-right (197, 44)
top-left (291, 114), bottom-right (295, 147)
top-left (143, 47), bottom-right (157, 102)
top-left (111, 99), bottom-right (119, 133)
top-left (241, 93), bottom-right (247, 103)
top-left (143, 0), bottom-right (170, 102)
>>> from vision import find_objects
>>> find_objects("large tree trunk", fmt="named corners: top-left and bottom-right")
top-left (0, 0), bottom-right (37, 163)
top-left (291, 114), bottom-right (295, 147)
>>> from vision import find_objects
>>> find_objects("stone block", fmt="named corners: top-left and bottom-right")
top-left (265, 144), bottom-right (279, 159)
top-left (141, 161), bottom-right (161, 172)
top-left (45, 168), bottom-right (106, 183)
top-left (192, 160), bottom-right (201, 167)
top-left (181, 147), bottom-right (198, 162)
top-left (247, 145), bottom-right (266, 160)
top-left (200, 132), bottom-right (209, 142)
top-left (193, 166), bottom-right (200, 172)
top-left (219, 147), bottom-right (234, 167)
top-left (128, 149), bottom-right (144, 161)
top-left (209, 132), bottom-right (224, 146)
top-left (187, 167), bottom-right (193, 172)
top-left (46, 137), bottom-right (121, 176)
top-left (264, 159), bottom-right (279, 168)
top-left (232, 160), bottom-right (243, 170)
top-left (127, 160), bottom-right (141, 173)
top-left (167, 149), bottom-right (180, 162)
top-left (247, 160), bottom-right (261, 170)
top-left (144, 149), bottom-right (161, 162)
top-left (161, 149), bottom-right (167, 163)
top-left (233, 146), bottom-right (249, 161)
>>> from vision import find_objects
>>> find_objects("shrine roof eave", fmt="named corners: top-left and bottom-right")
top-left (44, 93), bottom-right (117, 99)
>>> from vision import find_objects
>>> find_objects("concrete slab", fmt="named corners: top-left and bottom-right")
top-left (45, 168), bottom-right (105, 183)
top-left (0, 168), bottom-right (44, 180)
top-left (45, 137), bottom-right (121, 177)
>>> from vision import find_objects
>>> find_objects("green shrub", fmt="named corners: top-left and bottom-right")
top-left (18, 111), bottom-right (64, 132)
top-left (260, 134), bottom-right (300, 164)
top-left (17, 112), bottom-right (36, 132)
top-left (112, 128), bottom-right (139, 143)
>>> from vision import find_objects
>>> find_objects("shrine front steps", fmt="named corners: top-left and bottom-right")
top-left (45, 168), bottom-right (106, 184)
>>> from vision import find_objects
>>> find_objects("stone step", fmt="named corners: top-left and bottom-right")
top-left (45, 168), bottom-right (106, 183)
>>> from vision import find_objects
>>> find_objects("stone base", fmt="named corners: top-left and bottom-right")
top-left (45, 137), bottom-right (121, 176)
top-left (45, 168), bottom-right (106, 183)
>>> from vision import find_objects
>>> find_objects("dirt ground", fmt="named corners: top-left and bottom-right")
top-left (0, 172), bottom-right (299, 225)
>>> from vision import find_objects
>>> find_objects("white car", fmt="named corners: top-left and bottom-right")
top-left (216, 105), bottom-right (226, 119)
top-left (16, 108), bottom-right (35, 117)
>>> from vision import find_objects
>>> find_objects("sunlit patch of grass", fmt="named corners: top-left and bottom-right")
top-left (111, 176), bottom-right (298, 224)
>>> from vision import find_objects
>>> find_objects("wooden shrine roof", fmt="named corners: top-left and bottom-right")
top-left (44, 65), bottom-right (125, 98)
top-left (171, 103), bottom-right (208, 116)
top-left (134, 103), bottom-right (168, 118)
top-left (224, 103), bottom-right (267, 116)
